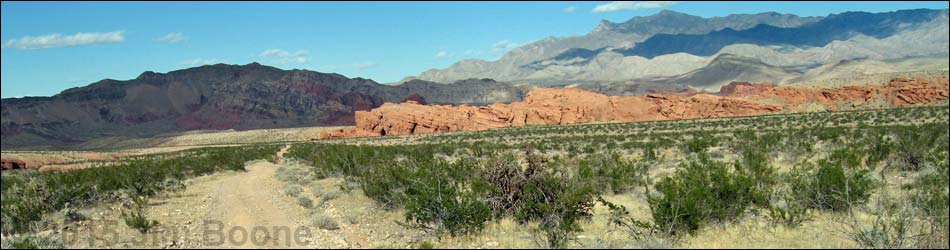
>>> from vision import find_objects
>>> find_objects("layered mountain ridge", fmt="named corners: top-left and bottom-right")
top-left (409, 8), bottom-right (949, 87)
top-left (1, 63), bottom-right (526, 149)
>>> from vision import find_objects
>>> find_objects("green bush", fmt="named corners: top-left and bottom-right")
top-left (283, 185), bottom-right (303, 197)
top-left (521, 174), bottom-right (597, 249)
top-left (0, 235), bottom-right (65, 249)
top-left (578, 153), bottom-right (648, 194)
top-left (417, 241), bottom-right (435, 249)
top-left (401, 158), bottom-right (491, 236)
top-left (297, 196), bottom-right (314, 208)
top-left (648, 155), bottom-right (763, 235)
top-left (477, 151), bottom-right (601, 248)
top-left (121, 196), bottom-right (158, 234)
top-left (905, 155), bottom-right (949, 229)
top-left (767, 189), bottom-right (811, 228)
top-left (735, 148), bottom-right (775, 207)
top-left (311, 213), bottom-right (340, 230)
top-left (681, 135), bottom-right (715, 154)
top-left (0, 176), bottom-right (48, 235)
top-left (790, 158), bottom-right (875, 211)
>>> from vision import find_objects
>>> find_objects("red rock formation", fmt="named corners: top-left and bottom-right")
top-left (750, 77), bottom-right (950, 108)
top-left (1, 158), bottom-right (28, 171)
top-left (322, 77), bottom-right (948, 140)
top-left (322, 88), bottom-right (784, 139)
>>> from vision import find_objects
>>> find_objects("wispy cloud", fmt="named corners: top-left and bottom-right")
top-left (563, 6), bottom-right (577, 13)
top-left (156, 32), bottom-right (187, 43)
top-left (434, 51), bottom-right (454, 59)
top-left (259, 49), bottom-right (311, 65)
top-left (1, 30), bottom-right (126, 50)
top-left (179, 58), bottom-right (221, 67)
top-left (592, 1), bottom-right (677, 13)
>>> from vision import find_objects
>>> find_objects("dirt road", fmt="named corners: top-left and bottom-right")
top-left (67, 144), bottom-right (414, 249)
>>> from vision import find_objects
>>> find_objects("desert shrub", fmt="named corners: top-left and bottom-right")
top-left (680, 135), bottom-right (715, 154)
top-left (790, 158), bottom-right (875, 211)
top-left (121, 196), bottom-right (158, 234)
top-left (0, 235), bottom-right (65, 249)
top-left (283, 185), bottom-right (303, 197)
top-left (478, 153), bottom-right (524, 217)
top-left (401, 158), bottom-right (491, 236)
top-left (766, 187), bottom-right (811, 228)
top-left (521, 173), bottom-right (597, 249)
top-left (891, 123), bottom-right (947, 172)
top-left (478, 151), bottom-right (600, 248)
top-left (297, 196), bottom-right (314, 208)
top-left (865, 136), bottom-right (894, 168)
top-left (908, 161), bottom-right (950, 228)
top-left (0, 177), bottom-right (48, 235)
top-left (735, 147), bottom-right (775, 207)
top-left (358, 161), bottom-right (412, 210)
top-left (601, 197), bottom-right (664, 243)
top-left (846, 197), bottom-right (920, 249)
top-left (311, 213), bottom-right (340, 230)
top-left (894, 150), bottom-right (927, 172)
top-left (647, 155), bottom-right (762, 235)
top-left (416, 240), bottom-right (435, 249)
top-left (578, 152), bottom-right (648, 194)
top-left (904, 154), bottom-right (949, 248)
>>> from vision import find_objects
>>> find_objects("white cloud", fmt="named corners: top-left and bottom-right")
top-left (592, 1), bottom-right (677, 13)
top-left (259, 49), bottom-right (311, 65)
top-left (563, 6), bottom-right (577, 13)
top-left (156, 32), bottom-right (187, 43)
top-left (1, 30), bottom-right (126, 50)
top-left (434, 51), bottom-right (454, 59)
top-left (353, 61), bottom-right (380, 70)
top-left (179, 58), bottom-right (220, 67)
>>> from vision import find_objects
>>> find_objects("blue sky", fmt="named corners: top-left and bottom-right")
top-left (2, 1), bottom-right (948, 98)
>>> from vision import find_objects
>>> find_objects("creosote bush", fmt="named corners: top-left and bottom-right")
top-left (0, 235), bottom-right (66, 249)
top-left (790, 156), bottom-right (875, 211)
top-left (311, 213), bottom-right (340, 230)
top-left (121, 196), bottom-right (158, 234)
top-left (647, 154), bottom-right (765, 235)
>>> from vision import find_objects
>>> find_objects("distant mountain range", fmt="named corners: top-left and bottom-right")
top-left (407, 8), bottom-right (949, 90)
top-left (2, 8), bottom-right (948, 149)
top-left (1, 63), bottom-right (524, 149)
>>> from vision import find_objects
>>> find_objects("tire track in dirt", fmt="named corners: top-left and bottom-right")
top-left (141, 145), bottom-right (320, 249)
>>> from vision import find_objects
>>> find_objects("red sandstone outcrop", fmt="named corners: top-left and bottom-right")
top-left (1, 158), bottom-right (28, 170)
top-left (749, 77), bottom-right (950, 107)
top-left (322, 77), bottom-right (949, 140)
top-left (323, 88), bottom-right (784, 139)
